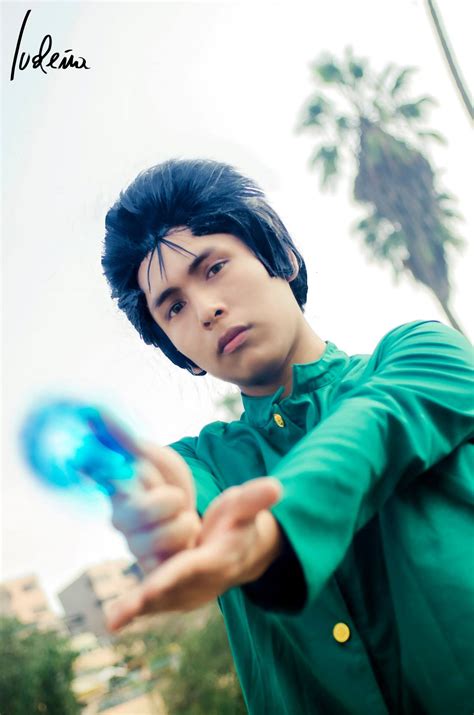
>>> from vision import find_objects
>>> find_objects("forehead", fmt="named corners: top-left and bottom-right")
top-left (136, 230), bottom-right (251, 295)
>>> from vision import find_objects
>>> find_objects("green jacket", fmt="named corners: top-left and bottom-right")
top-left (170, 320), bottom-right (474, 714)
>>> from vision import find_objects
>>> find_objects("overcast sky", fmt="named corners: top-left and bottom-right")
top-left (2, 0), bottom-right (472, 613)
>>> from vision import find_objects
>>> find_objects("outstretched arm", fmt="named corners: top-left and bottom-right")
top-left (269, 320), bottom-right (474, 608)
top-left (107, 477), bottom-right (283, 630)
top-left (107, 321), bottom-right (473, 625)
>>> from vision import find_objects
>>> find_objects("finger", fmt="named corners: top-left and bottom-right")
top-left (202, 478), bottom-right (282, 537)
top-left (136, 445), bottom-right (195, 506)
top-left (139, 556), bottom-right (161, 574)
top-left (106, 588), bottom-right (145, 631)
top-left (111, 484), bottom-right (187, 533)
top-left (135, 459), bottom-right (167, 490)
top-left (108, 458), bottom-right (166, 500)
top-left (107, 544), bottom-right (219, 629)
top-left (98, 410), bottom-right (142, 457)
top-left (90, 415), bottom-right (188, 497)
top-left (127, 511), bottom-right (201, 559)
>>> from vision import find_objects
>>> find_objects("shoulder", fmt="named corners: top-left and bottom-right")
top-left (169, 419), bottom-right (238, 455)
top-left (377, 319), bottom-right (456, 347)
top-left (370, 320), bottom-right (472, 367)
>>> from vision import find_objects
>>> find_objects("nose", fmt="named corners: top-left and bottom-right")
top-left (202, 307), bottom-right (224, 329)
top-left (191, 287), bottom-right (227, 328)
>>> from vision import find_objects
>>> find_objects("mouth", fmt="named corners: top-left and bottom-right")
top-left (218, 326), bottom-right (249, 355)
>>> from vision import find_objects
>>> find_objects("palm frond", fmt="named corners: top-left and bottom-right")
top-left (299, 95), bottom-right (333, 129)
top-left (313, 58), bottom-right (346, 85)
top-left (309, 146), bottom-right (339, 189)
top-left (436, 191), bottom-right (455, 204)
top-left (416, 129), bottom-right (446, 144)
top-left (395, 96), bottom-right (437, 120)
top-left (374, 63), bottom-right (397, 94)
top-left (390, 67), bottom-right (417, 96)
top-left (373, 98), bottom-right (391, 123)
top-left (348, 61), bottom-right (365, 81)
top-left (335, 115), bottom-right (352, 135)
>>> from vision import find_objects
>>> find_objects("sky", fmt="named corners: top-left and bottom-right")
top-left (1, 0), bottom-right (473, 613)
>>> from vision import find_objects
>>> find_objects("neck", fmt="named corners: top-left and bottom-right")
top-left (239, 322), bottom-right (326, 399)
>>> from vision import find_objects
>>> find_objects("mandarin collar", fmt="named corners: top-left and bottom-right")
top-left (240, 341), bottom-right (349, 423)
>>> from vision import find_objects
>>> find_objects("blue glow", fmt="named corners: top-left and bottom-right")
top-left (20, 400), bottom-right (137, 497)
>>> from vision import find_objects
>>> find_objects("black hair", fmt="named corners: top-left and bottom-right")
top-left (102, 158), bottom-right (308, 374)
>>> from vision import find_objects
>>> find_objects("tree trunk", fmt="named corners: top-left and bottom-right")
top-left (425, 0), bottom-right (473, 121)
top-left (435, 294), bottom-right (467, 338)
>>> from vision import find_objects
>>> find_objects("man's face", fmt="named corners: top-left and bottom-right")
top-left (137, 229), bottom-right (305, 395)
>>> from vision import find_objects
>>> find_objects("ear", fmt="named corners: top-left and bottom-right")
top-left (287, 250), bottom-right (300, 282)
top-left (189, 364), bottom-right (207, 376)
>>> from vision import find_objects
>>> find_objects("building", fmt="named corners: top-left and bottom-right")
top-left (69, 631), bottom-right (167, 715)
top-left (69, 631), bottom-right (123, 704)
top-left (58, 559), bottom-right (140, 638)
top-left (0, 574), bottom-right (63, 631)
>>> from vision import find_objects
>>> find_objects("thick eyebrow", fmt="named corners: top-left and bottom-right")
top-left (152, 248), bottom-right (217, 311)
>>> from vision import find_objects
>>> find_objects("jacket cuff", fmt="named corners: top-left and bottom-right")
top-left (242, 521), bottom-right (307, 612)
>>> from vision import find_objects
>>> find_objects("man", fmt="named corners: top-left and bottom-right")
top-left (102, 158), bottom-right (473, 714)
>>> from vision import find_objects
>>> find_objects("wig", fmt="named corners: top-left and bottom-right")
top-left (102, 158), bottom-right (308, 374)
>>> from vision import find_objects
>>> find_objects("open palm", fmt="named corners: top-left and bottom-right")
top-left (107, 477), bottom-right (283, 630)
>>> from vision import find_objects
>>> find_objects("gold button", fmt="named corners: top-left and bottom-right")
top-left (273, 413), bottom-right (285, 428)
top-left (333, 622), bottom-right (351, 643)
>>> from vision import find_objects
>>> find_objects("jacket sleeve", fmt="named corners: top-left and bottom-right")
top-left (266, 320), bottom-right (474, 610)
top-left (167, 435), bottom-right (222, 516)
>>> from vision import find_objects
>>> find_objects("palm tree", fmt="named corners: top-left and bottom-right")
top-left (298, 48), bottom-right (466, 335)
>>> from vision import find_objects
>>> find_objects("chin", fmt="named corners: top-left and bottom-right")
top-left (233, 352), bottom-right (287, 389)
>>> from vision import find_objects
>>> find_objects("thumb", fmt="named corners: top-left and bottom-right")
top-left (105, 589), bottom-right (144, 632)
top-left (201, 477), bottom-right (282, 538)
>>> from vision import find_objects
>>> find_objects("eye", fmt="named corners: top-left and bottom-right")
top-left (168, 301), bottom-right (185, 319)
top-left (166, 261), bottom-right (226, 320)
top-left (207, 261), bottom-right (227, 278)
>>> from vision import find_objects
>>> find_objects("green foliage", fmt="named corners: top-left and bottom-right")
top-left (114, 607), bottom-right (246, 715)
top-left (0, 617), bottom-right (80, 715)
top-left (314, 60), bottom-right (345, 85)
top-left (353, 212), bottom-right (408, 279)
top-left (416, 129), bottom-right (446, 144)
top-left (162, 610), bottom-right (246, 715)
top-left (390, 66), bottom-right (416, 96)
top-left (298, 49), bottom-right (467, 334)
top-left (306, 99), bottom-right (326, 124)
top-left (309, 146), bottom-right (339, 188)
top-left (299, 51), bottom-right (446, 182)
top-left (395, 96), bottom-right (436, 119)
top-left (349, 61), bottom-right (364, 79)
top-left (336, 115), bottom-right (351, 133)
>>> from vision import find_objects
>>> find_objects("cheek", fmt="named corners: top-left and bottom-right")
top-left (242, 271), bottom-right (287, 309)
top-left (234, 266), bottom-right (272, 300)
top-left (166, 318), bottom-right (206, 362)
top-left (166, 323), bottom-right (189, 351)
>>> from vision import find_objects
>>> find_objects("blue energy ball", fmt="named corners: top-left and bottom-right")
top-left (20, 400), bottom-right (137, 496)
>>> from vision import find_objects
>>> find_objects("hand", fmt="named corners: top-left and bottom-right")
top-left (110, 443), bottom-right (202, 574)
top-left (107, 477), bottom-right (283, 631)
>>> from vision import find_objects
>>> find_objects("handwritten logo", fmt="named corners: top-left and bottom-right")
top-left (10, 9), bottom-right (91, 81)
